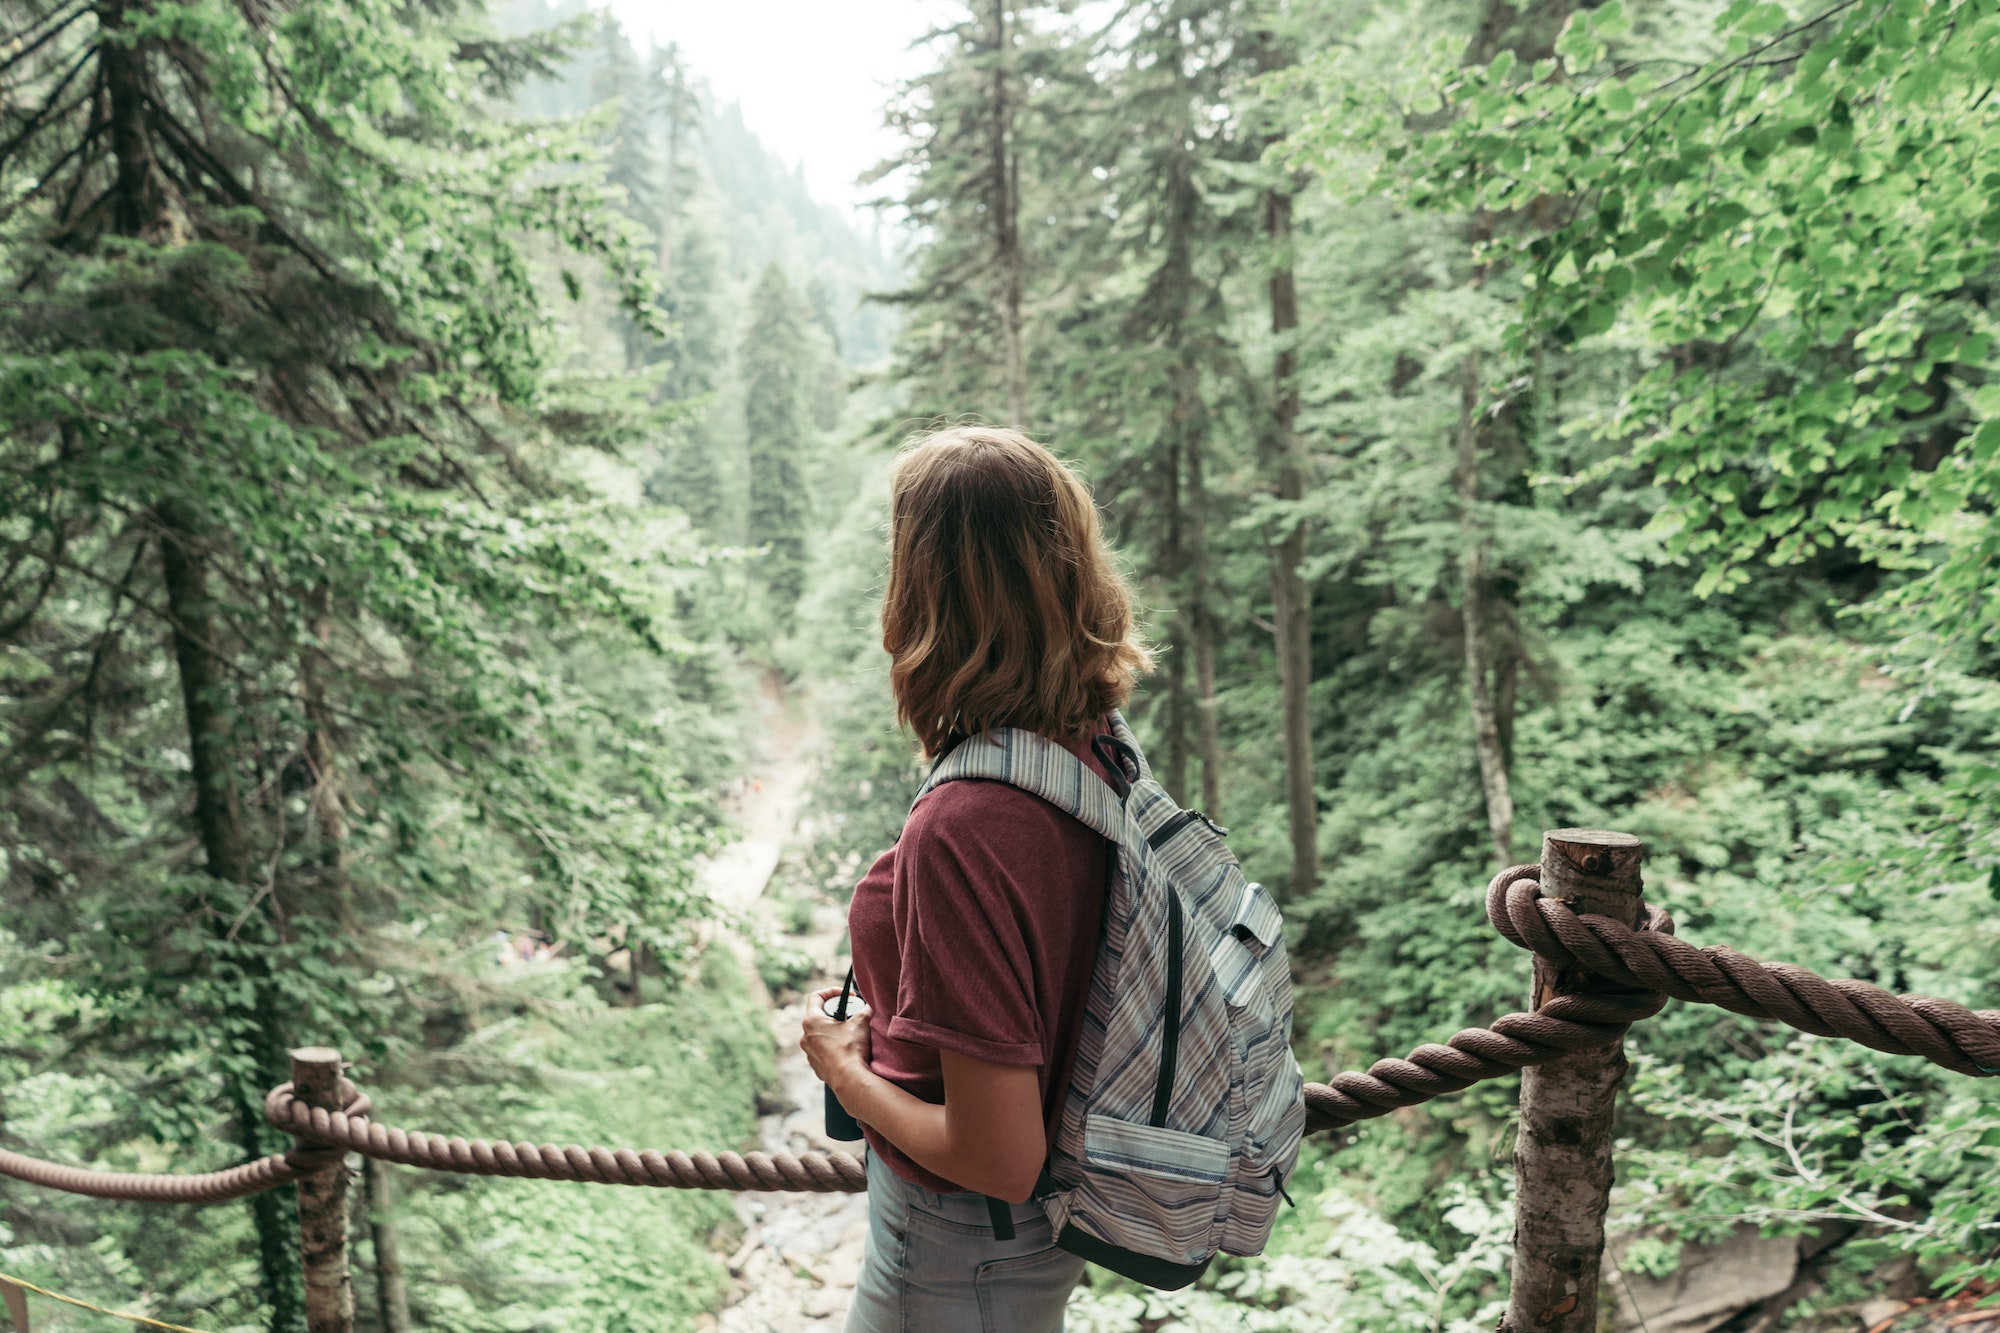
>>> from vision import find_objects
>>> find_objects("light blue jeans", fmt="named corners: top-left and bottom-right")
top-left (844, 1150), bottom-right (1086, 1333)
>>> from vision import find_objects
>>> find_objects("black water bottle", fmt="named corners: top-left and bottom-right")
top-left (822, 969), bottom-right (865, 1142)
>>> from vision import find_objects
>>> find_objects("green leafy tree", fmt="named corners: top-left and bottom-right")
top-left (1325, 0), bottom-right (2000, 978)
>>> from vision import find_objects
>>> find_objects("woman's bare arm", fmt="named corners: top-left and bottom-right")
top-left (801, 992), bottom-right (1046, 1202)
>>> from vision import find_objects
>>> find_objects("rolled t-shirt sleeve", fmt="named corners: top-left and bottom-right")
top-left (885, 785), bottom-right (1047, 1068)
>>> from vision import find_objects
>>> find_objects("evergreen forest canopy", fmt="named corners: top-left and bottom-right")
top-left (0, 0), bottom-right (1996, 1330)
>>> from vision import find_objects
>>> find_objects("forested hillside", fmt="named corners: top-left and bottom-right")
top-left (799, 0), bottom-right (2000, 1328)
top-left (2, 0), bottom-right (1997, 1328)
top-left (0, 0), bottom-right (882, 1326)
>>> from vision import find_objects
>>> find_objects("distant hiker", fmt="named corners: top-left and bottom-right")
top-left (800, 425), bottom-right (1149, 1330)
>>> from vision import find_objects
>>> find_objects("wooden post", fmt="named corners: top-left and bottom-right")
top-left (1501, 830), bottom-right (1644, 1333)
top-left (2, 1275), bottom-right (27, 1333)
top-left (290, 1048), bottom-right (354, 1333)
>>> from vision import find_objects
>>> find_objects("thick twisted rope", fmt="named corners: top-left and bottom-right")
top-left (2, 1083), bottom-right (867, 1204)
top-left (0, 1087), bottom-right (365, 1204)
top-left (262, 1084), bottom-right (868, 1193)
top-left (1301, 989), bottom-right (1668, 1134)
top-left (1486, 865), bottom-right (2000, 1078)
top-left (1301, 890), bottom-right (1673, 1133)
top-left (1304, 864), bottom-right (2000, 1132)
top-left (0, 1147), bottom-right (303, 1204)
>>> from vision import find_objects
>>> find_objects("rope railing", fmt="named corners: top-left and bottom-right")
top-left (3, 862), bottom-right (1996, 1206)
top-left (0, 1147), bottom-right (309, 1205)
top-left (259, 1083), bottom-right (868, 1192)
top-left (1486, 865), bottom-right (2000, 1076)
top-left (1304, 864), bottom-right (2000, 1132)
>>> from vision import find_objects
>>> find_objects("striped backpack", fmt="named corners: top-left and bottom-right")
top-left (916, 712), bottom-right (1307, 1290)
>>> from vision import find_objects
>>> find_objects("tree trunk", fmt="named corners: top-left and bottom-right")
top-left (162, 500), bottom-right (306, 1333)
top-left (158, 505), bottom-right (250, 885)
top-left (1263, 186), bottom-right (1316, 896)
top-left (363, 1158), bottom-right (412, 1333)
top-left (987, 0), bottom-right (1026, 426)
top-left (1496, 646), bottom-right (1520, 773)
top-left (1194, 604), bottom-right (1222, 820)
top-left (1455, 352), bottom-right (1514, 869)
top-left (660, 93), bottom-right (677, 291)
top-left (1187, 435), bottom-right (1222, 821)
top-left (302, 593), bottom-right (354, 931)
top-left (2, 1275), bottom-right (26, 1333)
top-left (1501, 830), bottom-right (1645, 1333)
top-left (100, 8), bottom-right (175, 242)
top-left (123, 0), bottom-right (299, 1295)
top-left (1156, 335), bottom-right (1190, 800)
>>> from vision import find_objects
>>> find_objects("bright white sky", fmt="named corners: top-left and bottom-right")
top-left (603, 0), bottom-right (955, 212)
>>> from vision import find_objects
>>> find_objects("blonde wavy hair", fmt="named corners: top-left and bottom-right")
top-left (882, 426), bottom-right (1150, 758)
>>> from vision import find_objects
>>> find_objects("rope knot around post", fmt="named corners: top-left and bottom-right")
top-left (1484, 862), bottom-right (2000, 1079)
top-left (277, 1078), bottom-right (370, 1176)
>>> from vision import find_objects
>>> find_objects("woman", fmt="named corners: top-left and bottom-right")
top-left (800, 425), bottom-right (1150, 1332)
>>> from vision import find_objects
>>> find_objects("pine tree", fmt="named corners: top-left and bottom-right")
top-left (874, 1), bottom-right (1084, 427)
top-left (636, 38), bottom-right (719, 395)
top-left (742, 263), bottom-right (813, 613)
top-left (592, 20), bottom-right (664, 370)
top-left (651, 43), bottom-right (700, 299)
top-left (1042, 0), bottom-right (1261, 810)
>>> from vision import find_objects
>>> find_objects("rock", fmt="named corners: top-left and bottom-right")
top-left (1606, 1227), bottom-right (1798, 1333)
top-left (1859, 1299), bottom-right (1909, 1327)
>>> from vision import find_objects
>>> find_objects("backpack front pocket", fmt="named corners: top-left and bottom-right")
top-left (1078, 1114), bottom-right (1229, 1262)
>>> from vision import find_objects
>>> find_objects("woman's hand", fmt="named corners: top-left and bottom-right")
top-left (801, 986), bottom-right (872, 1098)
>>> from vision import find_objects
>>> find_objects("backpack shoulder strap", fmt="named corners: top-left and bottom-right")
top-left (1104, 710), bottom-right (1153, 783)
top-left (914, 715), bottom-right (1132, 844)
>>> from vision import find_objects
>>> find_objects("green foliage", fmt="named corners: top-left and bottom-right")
top-left (1068, 1160), bottom-right (1514, 1330)
top-left (6, 0), bottom-right (1998, 1323)
top-left (356, 954), bottom-right (770, 1332)
top-left (0, 933), bottom-right (773, 1333)
top-left (1622, 1041), bottom-right (2000, 1291)
top-left (1322, 0), bottom-right (2000, 639)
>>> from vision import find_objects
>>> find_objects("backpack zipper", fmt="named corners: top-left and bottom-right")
top-left (1146, 808), bottom-right (1229, 850)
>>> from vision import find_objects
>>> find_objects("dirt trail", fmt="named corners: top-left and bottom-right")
top-left (698, 678), bottom-right (867, 1333)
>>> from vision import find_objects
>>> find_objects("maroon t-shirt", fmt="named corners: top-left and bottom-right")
top-left (846, 732), bottom-right (1112, 1194)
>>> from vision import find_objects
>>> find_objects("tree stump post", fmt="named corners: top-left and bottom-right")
top-left (1500, 830), bottom-right (1644, 1333)
top-left (290, 1048), bottom-right (354, 1333)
